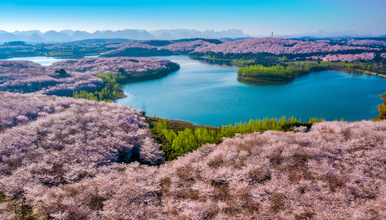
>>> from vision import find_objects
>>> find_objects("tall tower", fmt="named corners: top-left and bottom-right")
top-left (271, 31), bottom-right (273, 38)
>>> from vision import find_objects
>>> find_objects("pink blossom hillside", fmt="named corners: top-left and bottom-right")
top-left (101, 39), bottom-right (223, 56)
top-left (0, 92), bottom-right (89, 131)
top-left (1, 118), bottom-right (384, 219)
top-left (0, 92), bottom-right (164, 215)
top-left (0, 57), bottom-right (177, 96)
top-left (193, 38), bottom-right (376, 55)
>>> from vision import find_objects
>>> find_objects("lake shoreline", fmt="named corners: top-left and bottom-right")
top-left (74, 62), bottom-right (181, 102)
top-left (3, 55), bottom-right (384, 124)
top-left (116, 55), bottom-right (386, 125)
top-left (112, 63), bottom-right (181, 101)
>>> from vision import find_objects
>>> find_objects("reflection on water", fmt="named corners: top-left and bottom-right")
top-left (238, 70), bottom-right (373, 86)
top-left (344, 71), bottom-right (372, 78)
top-left (2, 55), bottom-right (99, 66)
top-left (189, 56), bottom-right (233, 67)
top-left (4, 56), bottom-right (65, 66)
top-left (237, 77), bottom-right (290, 86)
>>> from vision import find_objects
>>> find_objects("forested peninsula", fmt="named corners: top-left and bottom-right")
top-left (236, 61), bottom-right (386, 82)
top-left (0, 57), bottom-right (180, 101)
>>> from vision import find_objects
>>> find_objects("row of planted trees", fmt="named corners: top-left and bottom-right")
top-left (151, 117), bottom-right (323, 160)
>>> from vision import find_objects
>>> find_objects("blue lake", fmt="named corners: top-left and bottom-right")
top-left (3, 55), bottom-right (385, 126)
top-left (117, 55), bottom-right (386, 126)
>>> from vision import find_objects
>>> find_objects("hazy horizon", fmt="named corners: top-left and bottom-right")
top-left (1, 28), bottom-right (385, 37)
top-left (1, 0), bottom-right (385, 36)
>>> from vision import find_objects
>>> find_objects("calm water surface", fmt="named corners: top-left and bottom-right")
top-left (117, 55), bottom-right (386, 126)
top-left (3, 55), bottom-right (98, 66)
top-left (4, 55), bottom-right (384, 126)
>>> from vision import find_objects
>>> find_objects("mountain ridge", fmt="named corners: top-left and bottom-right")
top-left (0, 29), bottom-right (249, 43)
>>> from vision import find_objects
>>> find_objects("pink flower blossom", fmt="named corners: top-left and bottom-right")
top-left (193, 38), bottom-right (377, 55)
top-left (322, 52), bottom-right (375, 62)
top-left (1, 105), bottom-right (385, 220)
top-left (0, 57), bottom-right (176, 95)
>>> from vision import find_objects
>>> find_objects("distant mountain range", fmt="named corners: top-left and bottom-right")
top-left (0, 29), bottom-right (250, 43)
top-left (274, 30), bottom-right (386, 39)
top-left (1, 29), bottom-right (384, 44)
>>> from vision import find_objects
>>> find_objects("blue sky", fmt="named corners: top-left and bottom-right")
top-left (0, 0), bottom-right (385, 35)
